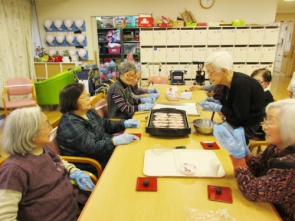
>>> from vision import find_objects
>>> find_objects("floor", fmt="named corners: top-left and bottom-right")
top-left (0, 74), bottom-right (292, 159)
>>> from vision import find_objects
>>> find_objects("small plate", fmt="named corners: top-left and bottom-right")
top-left (179, 163), bottom-right (196, 175)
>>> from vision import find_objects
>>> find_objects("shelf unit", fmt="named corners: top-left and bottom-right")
top-left (139, 25), bottom-right (280, 85)
top-left (97, 27), bottom-right (140, 63)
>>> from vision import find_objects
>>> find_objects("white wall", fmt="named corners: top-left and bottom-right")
top-left (35, 0), bottom-right (278, 61)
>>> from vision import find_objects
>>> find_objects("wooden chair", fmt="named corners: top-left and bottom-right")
top-left (90, 93), bottom-right (108, 118)
top-left (147, 76), bottom-right (168, 85)
top-left (248, 141), bottom-right (268, 155)
top-left (2, 77), bottom-right (37, 116)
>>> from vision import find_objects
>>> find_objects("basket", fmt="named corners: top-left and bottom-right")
top-left (107, 45), bottom-right (121, 54)
top-left (123, 43), bottom-right (136, 54)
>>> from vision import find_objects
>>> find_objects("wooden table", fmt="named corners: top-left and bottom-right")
top-left (78, 85), bottom-right (280, 221)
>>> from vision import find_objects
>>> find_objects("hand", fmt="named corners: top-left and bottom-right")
top-left (113, 133), bottom-right (139, 145)
top-left (148, 88), bottom-right (159, 94)
top-left (205, 97), bottom-right (221, 105)
top-left (213, 125), bottom-right (247, 158)
top-left (149, 93), bottom-right (159, 99)
top-left (140, 97), bottom-right (156, 103)
top-left (124, 119), bottom-right (140, 128)
top-left (138, 103), bottom-right (153, 111)
top-left (200, 100), bottom-right (222, 112)
top-left (69, 170), bottom-right (95, 191)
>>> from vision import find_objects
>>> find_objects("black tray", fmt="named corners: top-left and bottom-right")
top-left (146, 108), bottom-right (191, 137)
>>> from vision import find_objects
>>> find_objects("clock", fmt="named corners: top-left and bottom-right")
top-left (200, 0), bottom-right (215, 9)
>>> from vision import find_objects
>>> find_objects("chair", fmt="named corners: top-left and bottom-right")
top-left (249, 141), bottom-right (268, 155)
top-left (2, 77), bottom-right (37, 116)
top-left (91, 93), bottom-right (108, 118)
top-left (147, 76), bottom-right (168, 85)
top-left (49, 126), bottom-right (103, 183)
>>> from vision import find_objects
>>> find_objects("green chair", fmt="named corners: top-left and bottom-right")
top-left (34, 67), bottom-right (81, 105)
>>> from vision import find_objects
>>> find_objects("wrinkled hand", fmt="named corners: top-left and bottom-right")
top-left (213, 125), bottom-right (247, 158)
top-left (200, 100), bottom-right (222, 112)
top-left (124, 119), bottom-right (140, 128)
top-left (140, 97), bottom-right (156, 104)
top-left (138, 103), bottom-right (153, 111)
top-left (148, 88), bottom-right (159, 94)
top-left (205, 97), bottom-right (221, 105)
top-left (113, 133), bottom-right (139, 145)
top-left (149, 93), bottom-right (160, 99)
top-left (70, 170), bottom-right (95, 191)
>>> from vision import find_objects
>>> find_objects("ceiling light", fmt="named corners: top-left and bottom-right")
top-left (284, 0), bottom-right (295, 2)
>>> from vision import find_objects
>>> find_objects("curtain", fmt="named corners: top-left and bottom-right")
top-left (0, 0), bottom-right (34, 107)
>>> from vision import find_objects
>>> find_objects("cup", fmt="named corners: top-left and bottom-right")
top-left (208, 159), bottom-right (220, 177)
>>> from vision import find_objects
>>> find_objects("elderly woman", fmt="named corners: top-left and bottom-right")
top-left (57, 83), bottom-right (139, 174)
top-left (107, 61), bottom-right (155, 119)
top-left (0, 106), bottom-right (94, 221)
top-left (198, 51), bottom-right (265, 142)
top-left (214, 99), bottom-right (295, 221)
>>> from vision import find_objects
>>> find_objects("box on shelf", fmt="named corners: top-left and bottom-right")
top-left (197, 22), bottom-right (207, 26)
top-left (185, 22), bottom-right (197, 27)
top-left (173, 20), bottom-right (184, 27)
top-left (113, 17), bottom-right (126, 28)
top-left (123, 43), bottom-right (137, 55)
top-left (138, 17), bottom-right (154, 27)
top-left (158, 23), bottom-right (173, 27)
top-left (107, 45), bottom-right (121, 54)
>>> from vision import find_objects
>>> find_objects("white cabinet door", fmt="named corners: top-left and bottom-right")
top-left (235, 28), bottom-right (250, 45)
top-left (249, 28), bottom-right (264, 45)
top-left (192, 47), bottom-right (207, 61)
top-left (245, 64), bottom-right (260, 76)
top-left (247, 46), bottom-right (262, 62)
top-left (166, 47), bottom-right (180, 62)
top-left (260, 46), bottom-right (276, 62)
top-left (179, 47), bottom-right (193, 63)
top-left (233, 64), bottom-right (246, 74)
top-left (166, 29), bottom-right (180, 45)
top-left (221, 28), bottom-right (236, 45)
top-left (233, 46), bottom-right (248, 62)
top-left (153, 29), bottom-right (166, 46)
top-left (140, 64), bottom-right (151, 78)
top-left (180, 29), bottom-right (194, 45)
top-left (207, 29), bottom-right (221, 45)
top-left (157, 64), bottom-right (167, 77)
top-left (153, 47), bottom-right (166, 63)
top-left (140, 48), bottom-right (154, 62)
top-left (140, 29), bottom-right (153, 46)
top-left (193, 28), bottom-right (208, 45)
top-left (166, 64), bottom-right (180, 74)
top-left (263, 28), bottom-right (279, 45)
top-left (179, 64), bottom-right (193, 79)
top-left (206, 47), bottom-right (220, 57)
top-left (220, 46), bottom-right (234, 57)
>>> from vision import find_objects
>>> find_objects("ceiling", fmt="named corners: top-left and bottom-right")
top-left (277, 0), bottom-right (295, 13)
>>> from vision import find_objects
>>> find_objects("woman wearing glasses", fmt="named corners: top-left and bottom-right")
top-left (214, 99), bottom-right (295, 221)
top-left (198, 51), bottom-right (265, 143)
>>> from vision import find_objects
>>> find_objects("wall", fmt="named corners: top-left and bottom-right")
top-left (35, 0), bottom-right (278, 62)
top-left (276, 13), bottom-right (295, 21)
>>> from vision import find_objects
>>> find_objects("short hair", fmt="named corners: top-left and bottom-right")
top-left (265, 99), bottom-right (295, 146)
top-left (204, 51), bottom-right (233, 72)
top-left (58, 83), bottom-right (84, 113)
top-left (251, 68), bottom-right (272, 82)
top-left (118, 61), bottom-right (136, 77)
top-left (2, 106), bottom-right (42, 154)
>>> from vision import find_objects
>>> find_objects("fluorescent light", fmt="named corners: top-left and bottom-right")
top-left (284, 0), bottom-right (295, 2)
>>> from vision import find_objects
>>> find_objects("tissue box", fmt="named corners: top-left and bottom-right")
top-left (181, 91), bottom-right (192, 100)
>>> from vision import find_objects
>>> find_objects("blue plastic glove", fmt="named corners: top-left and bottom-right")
top-left (149, 93), bottom-right (160, 99)
top-left (124, 119), bottom-right (140, 128)
top-left (213, 125), bottom-right (247, 158)
top-left (69, 170), bottom-right (95, 191)
top-left (200, 100), bottom-right (222, 112)
top-left (148, 88), bottom-right (159, 94)
top-left (138, 103), bottom-right (153, 111)
top-left (205, 97), bottom-right (221, 105)
top-left (140, 97), bottom-right (156, 104)
top-left (113, 133), bottom-right (139, 145)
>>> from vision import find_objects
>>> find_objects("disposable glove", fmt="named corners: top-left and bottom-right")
top-left (138, 103), bottom-right (153, 111)
top-left (140, 97), bottom-right (156, 104)
top-left (113, 133), bottom-right (139, 145)
top-left (213, 125), bottom-right (247, 158)
top-left (200, 100), bottom-right (222, 112)
top-left (205, 97), bottom-right (221, 105)
top-left (149, 93), bottom-right (160, 99)
top-left (124, 119), bottom-right (140, 128)
top-left (148, 88), bottom-right (159, 94)
top-left (69, 170), bottom-right (95, 191)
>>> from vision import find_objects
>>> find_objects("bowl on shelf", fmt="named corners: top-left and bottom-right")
top-left (193, 118), bottom-right (216, 135)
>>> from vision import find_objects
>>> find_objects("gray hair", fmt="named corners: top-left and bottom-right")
top-left (204, 51), bottom-right (233, 73)
top-left (2, 106), bottom-right (42, 154)
top-left (118, 61), bottom-right (136, 77)
top-left (265, 99), bottom-right (295, 146)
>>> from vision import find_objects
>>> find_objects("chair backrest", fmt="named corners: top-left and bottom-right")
top-left (6, 77), bottom-right (33, 95)
top-left (49, 127), bottom-right (61, 154)
top-left (147, 76), bottom-right (168, 85)
top-left (91, 93), bottom-right (108, 118)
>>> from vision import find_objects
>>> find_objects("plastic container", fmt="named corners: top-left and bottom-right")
top-left (123, 43), bottom-right (136, 54)
top-left (107, 45), bottom-right (121, 54)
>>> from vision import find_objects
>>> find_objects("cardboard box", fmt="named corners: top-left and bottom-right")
top-left (138, 17), bottom-right (154, 27)
top-left (185, 22), bottom-right (197, 27)
top-left (158, 23), bottom-right (173, 27)
top-left (173, 20), bottom-right (184, 27)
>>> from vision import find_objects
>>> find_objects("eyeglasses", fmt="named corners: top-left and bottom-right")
top-left (124, 71), bottom-right (136, 79)
top-left (79, 94), bottom-right (90, 100)
top-left (263, 118), bottom-right (279, 126)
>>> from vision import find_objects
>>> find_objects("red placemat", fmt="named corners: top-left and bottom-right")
top-left (208, 185), bottom-right (233, 203)
top-left (136, 177), bottom-right (157, 191)
top-left (201, 141), bottom-right (220, 149)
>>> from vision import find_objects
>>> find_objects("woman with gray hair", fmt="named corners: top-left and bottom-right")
top-left (213, 99), bottom-right (295, 221)
top-left (0, 106), bottom-right (94, 221)
top-left (199, 51), bottom-right (265, 142)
